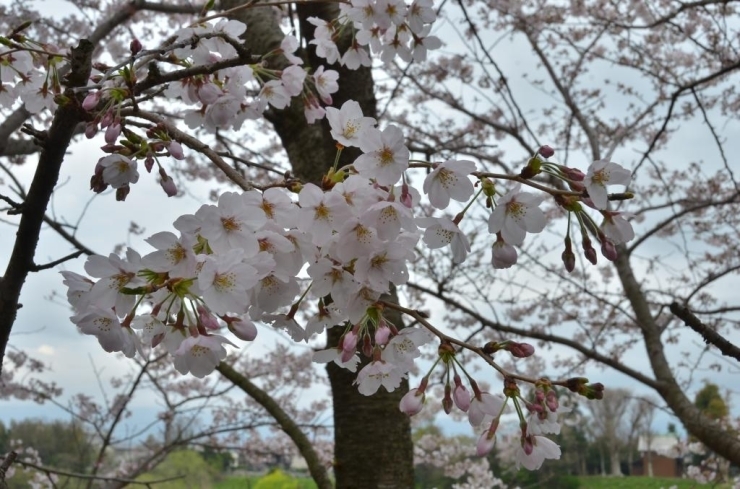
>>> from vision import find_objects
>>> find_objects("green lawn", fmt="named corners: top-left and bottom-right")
top-left (577, 475), bottom-right (729, 489)
top-left (215, 473), bottom-right (317, 489)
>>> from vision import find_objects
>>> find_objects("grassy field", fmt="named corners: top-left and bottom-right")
top-left (215, 474), bottom-right (317, 489)
top-left (577, 475), bottom-right (728, 489)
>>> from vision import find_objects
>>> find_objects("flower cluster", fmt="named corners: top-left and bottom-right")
top-left (308, 0), bottom-right (441, 69)
top-left (0, 23), bottom-right (66, 112)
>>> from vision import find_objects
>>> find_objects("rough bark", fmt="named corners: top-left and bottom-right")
top-left (223, 3), bottom-right (414, 487)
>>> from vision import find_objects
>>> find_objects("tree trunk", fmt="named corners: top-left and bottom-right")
top-left (610, 449), bottom-right (621, 476)
top-left (615, 248), bottom-right (740, 464)
top-left (224, 4), bottom-right (414, 487)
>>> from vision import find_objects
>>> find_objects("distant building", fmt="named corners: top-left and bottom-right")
top-left (632, 434), bottom-right (685, 477)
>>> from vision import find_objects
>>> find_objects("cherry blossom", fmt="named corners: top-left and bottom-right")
top-left (422, 159), bottom-right (477, 209)
top-left (173, 334), bottom-right (233, 378)
top-left (417, 217), bottom-right (470, 264)
top-left (584, 159), bottom-right (631, 209)
top-left (325, 100), bottom-right (377, 148)
top-left (468, 392), bottom-right (505, 427)
top-left (71, 306), bottom-right (126, 353)
top-left (601, 211), bottom-right (635, 244)
top-left (198, 249), bottom-right (259, 315)
top-left (355, 360), bottom-right (404, 395)
top-left (353, 125), bottom-right (410, 185)
top-left (97, 154), bottom-right (139, 189)
top-left (515, 435), bottom-right (562, 470)
top-left (488, 183), bottom-right (547, 246)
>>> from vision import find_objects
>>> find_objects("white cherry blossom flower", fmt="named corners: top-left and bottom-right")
top-left (71, 307), bottom-right (125, 353)
top-left (131, 314), bottom-right (167, 347)
top-left (584, 159), bottom-right (631, 209)
top-left (142, 231), bottom-right (198, 277)
top-left (84, 248), bottom-right (143, 314)
top-left (60, 271), bottom-right (94, 313)
top-left (417, 217), bottom-right (470, 264)
top-left (260, 80), bottom-right (290, 109)
top-left (361, 200), bottom-right (416, 240)
top-left (422, 159), bottom-right (477, 209)
top-left (354, 125), bottom-right (409, 185)
top-left (601, 211), bottom-right (635, 244)
top-left (341, 44), bottom-right (372, 70)
top-left (281, 64), bottom-right (306, 97)
top-left (313, 347), bottom-right (360, 372)
top-left (199, 192), bottom-right (265, 254)
top-left (174, 334), bottom-right (233, 378)
top-left (326, 100), bottom-right (376, 147)
top-left (280, 34), bottom-right (303, 65)
top-left (468, 392), bottom-right (505, 427)
top-left (355, 360), bottom-right (404, 395)
top-left (382, 327), bottom-right (434, 370)
top-left (298, 183), bottom-right (353, 246)
top-left (313, 65), bottom-right (339, 104)
top-left (98, 155), bottom-right (139, 189)
top-left (488, 183), bottom-right (546, 246)
top-left (354, 241), bottom-right (413, 291)
top-left (198, 249), bottom-right (258, 315)
top-left (515, 435), bottom-right (562, 470)
top-left (407, 0), bottom-right (436, 34)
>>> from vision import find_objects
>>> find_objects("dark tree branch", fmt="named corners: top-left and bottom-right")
top-left (29, 251), bottom-right (86, 272)
top-left (670, 302), bottom-right (740, 362)
top-left (0, 40), bottom-right (94, 374)
top-left (407, 281), bottom-right (659, 389)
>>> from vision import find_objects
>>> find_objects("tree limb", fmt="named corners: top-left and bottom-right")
top-left (670, 302), bottom-right (740, 362)
top-left (216, 362), bottom-right (333, 489)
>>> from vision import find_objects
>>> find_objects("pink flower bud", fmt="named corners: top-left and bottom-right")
top-left (130, 38), bottom-right (143, 55)
top-left (582, 237), bottom-right (597, 265)
top-left (476, 419), bottom-right (499, 456)
top-left (600, 239), bottom-right (618, 261)
top-left (453, 383), bottom-right (471, 412)
top-left (100, 111), bottom-right (113, 128)
top-left (476, 430), bottom-right (496, 456)
top-left (362, 334), bottom-right (373, 358)
top-left (82, 91), bottom-right (100, 111)
top-left (375, 324), bottom-right (391, 345)
top-left (546, 391), bottom-right (559, 412)
top-left (115, 184), bottom-right (131, 201)
top-left (399, 388), bottom-right (425, 416)
top-left (168, 141), bottom-right (184, 160)
top-left (508, 342), bottom-right (535, 358)
top-left (562, 166), bottom-right (585, 182)
top-left (537, 145), bottom-right (555, 158)
top-left (535, 389), bottom-right (545, 403)
top-left (85, 122), bottom-right (98, 139)
top-left (522, 435), bottom-right (534, 455)
top-left (160, 176), bottom-right (177, 197)
top-left (341, 331), bottom-right (358, 363)
top-left (442, 385), bottom-right (454, 415)
top-left (197, 305), bottom-right (220, 330)
top-left (145, 154), bottom-right (155, 173)
top-left (492, 238), bottom-right (517, 269)
top-left (229, 317), bottom-right (258, 341)
top-left (105, 122), bottom-right (121, 144)
top-left (400, 183), bottom-right (413, 209)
